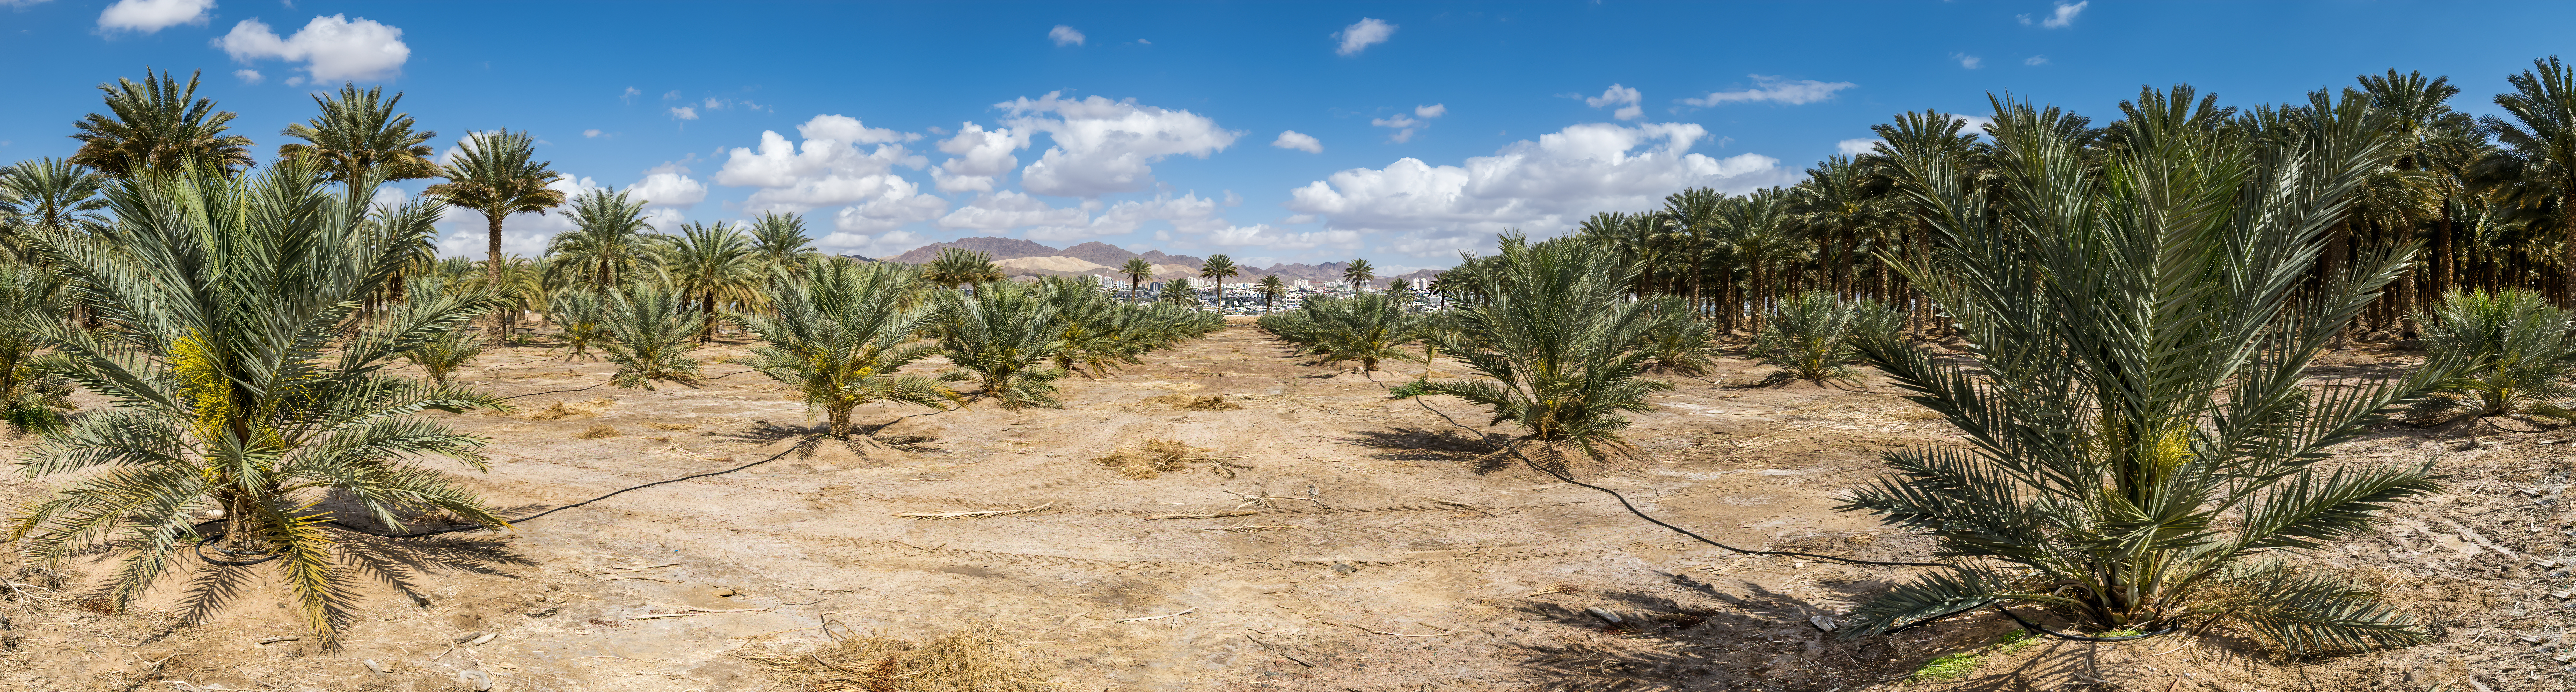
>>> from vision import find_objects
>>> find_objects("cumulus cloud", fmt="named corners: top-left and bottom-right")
top-left (669, 106), bottom-right (697, 120)
top-left (97, 0), bottom-right (210, 33)
top-left (997, 92), bottom-right (1239, 198)
top-left (1371, 104), bottom-right (1444, 143)
top-left (1335, 17), bottom-right (1395, 56)
top-left (2025, 55), bottom-right (2050, 66)
top-left (621, 87), bottom-right (641, 103)
top-left (233, 69), bottom-right (262, 84)
top-left (1681, 75), bottom-right (1855, 107)
top-left (936, 191), bottom-right (1088, 231)
top-left (715, 115), bottom-right (939, 219)
top-left (1837, 139), bottom-right (1878, 156)
top-left (1272, 130), bottom-right (1323, 153)
top-left (1049, 24), bottom-right (1084, 46)
top-left (582, 129), bottom-right (602, 138)
top-left (1952, 53), bottom-right (1983, 69)
top-left (625, 164), bottom-right (707, 208)
top-left (815, 229), bottom-right (927, 259)
top-left (1285, 121), bottom-right (1790, 257)
top-left (931, 122), bottom-right (1021, 193)
top-left (215, 14), bottom-right (411, 82)
top-left (1587, 84), bottom-right (1643, 120)
top-left (436, 173), bottom-right (602, 258)
top-left (2019, 1), bottom-right (2086, 28)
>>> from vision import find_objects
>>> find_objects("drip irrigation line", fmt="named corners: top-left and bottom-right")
top-left (1405, 397), bottom-right (1948, 569)
top-left (193, 445), bottom-right (802, 564)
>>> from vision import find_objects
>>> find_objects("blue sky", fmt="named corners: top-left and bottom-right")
top-left (3, 1), bottom-right (2571, 271)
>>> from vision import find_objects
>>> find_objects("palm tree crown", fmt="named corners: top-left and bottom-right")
top-left (426, 130), bottom-right (564, 343)
top-left (1199, 254), bottom-right (1239, 312)
top-left (1341, 258), bottom-right (1375, 292)
top-left (69, 70), bottom-right (254, 177)
top-left (277, 84), bottom-right (439, 183)
top-left (1119, 257), bottom-right (1156, 300)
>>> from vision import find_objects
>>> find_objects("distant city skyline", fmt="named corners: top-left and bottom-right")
top-left (3, 1), bottom-right (2569, 272)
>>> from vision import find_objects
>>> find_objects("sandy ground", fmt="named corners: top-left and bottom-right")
top-left (0, 322), bottom-right (2552, 691)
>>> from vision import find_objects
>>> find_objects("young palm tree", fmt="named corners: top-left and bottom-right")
top-left (1341, 258), bottom-right (1375, 293)
top-left (68, 70), bottom-right (254, 177)
top-left (938, 281), bottom-right (1068, 409)
top-left (401, 326), bottom-right (488, 387)
top-left (1255, 275), bottom-right (1287, 313)
top-left (921, 247), bottom-right (1005, 290)
top-left (0, 264), bottom-right (72, 431)
top-left (8, 161), bottom-right (511, 645)
top-left (276, 84), bottom-right (439, 183)
top-left (1199, 254), bottom-right (1240, 311)
top-left (734, 261), bottom-right (962, 438)
top-left (1637, 297), bottom-right (1722, 377)
top-left (600, 284), bottom-right (706, 389)
top-left (2476, 56), bottom-right (2576, 304)
top-left (1158, 278), bottom-right (1199, 307)
top-left (747, 212), bottom-right (816, 276)
top-left (0, 158), bottom-right (113, 262)
top-left (1263, 292), bottom-right (1420, 372)
top-left (547, 290), bottom-right (609, 361)
top-left (427, 130), bottom-right (566, 344)
top-left (1395, 234), bottom-right (1670, 467)
top-left (2408, 288), bottom-right (2576, 422)
top-left (1119, 257), bottom-right (1156, 301)
top-left (668, 222), bottom-right (763, 342)
top-left (544, 189), bottom-right (664, 293)
top-left (1836, 90), bottom-right (2452, 653)
top-left (1748, 290), bottom-right (1899, 386)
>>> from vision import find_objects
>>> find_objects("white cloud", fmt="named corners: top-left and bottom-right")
top-left (1272, 130), bottom-right (1323, 154)
top-left (662, 90), bottom-right (681, 101)
top-left (625, 165), bottom-right (707, 208)
top-left (1586, 84), bottom-right (1643, 121)
top-left (1049, 24), bottom-right (1084, 46)
top-left (2025, 55), bottom-right (2050, 66)
top-left (1209, 225), bottom-right (1360, 251)
top-left (1836, 139), bottom-right (1878, 157)
top-left (702, 97), bottom-right (728, 110)
top-left (669, 106), bottom-right (698, 120)
top-left (936, 191), bottom-right (1087, 231)
top-left (1682, 75), bottom-right (1856, 107)
top-left (2040, 1), bottom-right (2086, 28)
top-left (215, 14), bottom-right (410, 82)
top-left (436, 173), bottom-right (601, 258)
top-left (1952, 53), bottom-right (1983, 69)
top-left (716, 115), bottom-right (936, 216)
top-left (97, 0), bottom-right (210, 33)
top-left (815, 229), bottom-right (927, 259)
top-left (621, 87), bottom-right (641, 103)
top-left (1371, 104), bottom-right (1444, 143)
top-left (1952, 114), bottom-right (1997, 135)
top-left (1285, 121), bottom-right (1790, 257)
top-left (931, 122), bottom-right (1021, 193)
top-left (233, 69), bottom-right (262, 84)
top-left (1335, 17), bottom-right (1395, 56)
top-left (582, 129), bottom-right (602, 138)
top-left (998, 92), bottom-right (1239, 197)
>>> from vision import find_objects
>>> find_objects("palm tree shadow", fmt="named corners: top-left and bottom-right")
top-left (1336, 426), bottom-right (1500, 470)
top-left (1493, 572), bottom-right (2017, 691)
top-left (711, 419), bottom-right (942, 453)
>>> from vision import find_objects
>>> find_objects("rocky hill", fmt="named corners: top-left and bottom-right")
top-left (877, 236), bottom-right (1447, 285)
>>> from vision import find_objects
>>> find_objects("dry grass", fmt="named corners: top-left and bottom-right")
top-left (744, 622), bottom-right (1048, 691)
top-left (894, 503), bottom-right (1052, 520)
top-left (1093, 439), bottom-right (1196, 479)
top-left (1139, 394), bottom-right (1242, 410)
top-left (645, 422), bottom-right (698, 431)
top-left (576, 425), bottom-right (619, 440)
top-left (526, 397), bottom-right (617, 421)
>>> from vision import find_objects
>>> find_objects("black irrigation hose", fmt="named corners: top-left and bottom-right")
top-left (192, 446), bottom-right (802, 563)
top-left (1406, 397), bottom-right (1948, 569)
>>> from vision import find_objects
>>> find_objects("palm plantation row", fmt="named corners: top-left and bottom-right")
top-left (0, 70), bottom-right (1221, 644)
top-left (1263, 72), bottom-right (2576, 658)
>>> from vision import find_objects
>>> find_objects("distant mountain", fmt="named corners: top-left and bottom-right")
top-left (876, 236), bottom-right (1449, 284)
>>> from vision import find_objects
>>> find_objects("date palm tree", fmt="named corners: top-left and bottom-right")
top-left (427, 130), bottom-right (565, 344)
top-left (1158, 277), bottom-right (1198, 307)
top-left (921, 247), bottom-right (1004, 291)
top-left (2408, 288), bottom-right (2576, 423)
top-left (2478, 56), bottom-right (2576, 304)
top-left (1199, 254), bottom-right (1239, 312)
top-left (69, 70), bottom-right (254, 177)
top-left (600, 283), bottom-right (704, 389)
top-left (1341, 258), bottom-right (1375, 293)
top-left (937, 281), bottom-right (1067, 409)
top-left (0, 264), bottom-right (73, 432)
top-left (1119, 257), bottom-right (1156, 301)
top-left (1838, 89), bottom-right (2452, 653)
top-left (734, 260), bottom-right (962, 438)
top-left (276, 84), bottom-right (438, 183)
top-left (1255, 275), bottom-right (1287, 313)
top-left (668, 222), bottom-right (763, 342)
top-left (747, 212), bottom-right (816, 276)
top-left (546, 290), bottom-right (609, 361)
top-left (1748, 290), bottom-right (1900, 386)
top-left (8, 160), bottom-right (510, 646)
top-left (544, 189), bottom-right (663, 293)
top-left (0, 158), bottom-right (112, 262)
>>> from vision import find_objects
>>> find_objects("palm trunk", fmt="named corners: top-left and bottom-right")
top-left (828, 403), bottom-right (852, 439)
top-left (486, 211), bottom-right (508, 345)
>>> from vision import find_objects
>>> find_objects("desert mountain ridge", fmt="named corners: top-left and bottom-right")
top-left (875, 237), bottom-right (1446, 285)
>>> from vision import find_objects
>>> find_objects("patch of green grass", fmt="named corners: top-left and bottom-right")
top-left (2096, 629), bottom-right (2143, 637)
top-left (1906, 629), bottom-right (2039, 684)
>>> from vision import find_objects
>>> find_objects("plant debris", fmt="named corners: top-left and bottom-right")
top-left (741, 621), bottom-right (1048, 691)
top-left (894, 503), bottom-right (1053, 520)
top-left (576, 425), bottom-right (619, 439)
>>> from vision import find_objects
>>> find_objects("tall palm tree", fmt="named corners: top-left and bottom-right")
top-left (1341, 258), bottom-right (1375, 293)
top-left (1840, 90), bottom-right (2448, 652)
top-left (1199, 254), bottom-right (1240, 312)
top-left (1862, 108), bottom-right (1983, 335)
top-left (68, 70), bottom-right (254, 177)
top-left (1659, 188), bottom-right (1724, 307)
top-left (544, 189), bottom-right (663, 293)
top-left (428, 130), bottom-right (565, 343)
top-left (1119, 257), bottom-right (1156, 301)
top-left (2361, 69), bottom-right (2470, 302)
top-left (276, 84), bottom-right (438, 183)
top-left (734, 260), bottom-right (962, 438)
top-left (0, 159), bottom-right (112, 261)
top-left (1255, 275), bottom-right (1287, 313)
top-left (2478, 56), bottom-right (2576, 304)
top-left (8, 160), bottom-right (510, 645)
top-left (747, 212), bottom-right (816, 275)
top-left (668, 222), bottom-right (763, 342)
